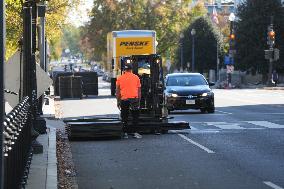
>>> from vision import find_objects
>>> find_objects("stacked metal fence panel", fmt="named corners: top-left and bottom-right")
top-left (59, 76), bottom-right (83, 99)
top-left (53, 71), bottom-right (99, 98)
top-left (52, 71), bottom-right (73, 96)
top-left (3, 96), bottom-right (32, 189)
top-left (74, 72), bottom-right (98, 96)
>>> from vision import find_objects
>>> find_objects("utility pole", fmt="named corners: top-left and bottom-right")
top-left (216, 42), bottom-right (219, 81)
top-left (0, 0), bottom-right (5, 188)
top-left (23, 1), bottom-right (43, 154)
top-left (265, 16), bottom-right (280, 86)
top-left (191, 29), bottom-right (196, 72)
top-left (268, 16), bottom-right (275, 85)
top-left (228, 13), bottom-right (236, 88)
top-left (37, 3), bottom-right (46, 115)
top-left (38, 3), bottom-right (46, 71)
top-left (179, 33), bottom-right (184, 72)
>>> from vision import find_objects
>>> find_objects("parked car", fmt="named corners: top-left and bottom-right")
top-left (164, 73), bottom-right (215, 113)
top-left (96, 69), bottom-right (104, 77)
top-left (102, 72), bottom-right (111, 82)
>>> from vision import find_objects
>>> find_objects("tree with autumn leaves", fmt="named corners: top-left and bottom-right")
top-left (84, 0), bottom-right (207, 63)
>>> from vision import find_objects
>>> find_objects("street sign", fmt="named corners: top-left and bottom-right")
top-left (226, 65), bottom-right (234, 74)
top-left (166, 59), bottom-right (171, 72)
top-left (264, 48), bottom-right (280, 61)
top-left (224, 56), bottom-right (230, 65)
top-left (229, 49), bottom-right (236, 55)
top-left (274, 48), bottom-right (280, 61)
top-left (264, 49), bottom-right (273, 60)
top-left (224, 56), bottom-right (234, 65)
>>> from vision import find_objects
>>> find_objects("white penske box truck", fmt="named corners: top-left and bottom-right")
top-left (107, 30), bottom-right (157, 95)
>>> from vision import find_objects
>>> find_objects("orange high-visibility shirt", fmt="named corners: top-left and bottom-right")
top-left (116, 72), bottom-right (141, 100)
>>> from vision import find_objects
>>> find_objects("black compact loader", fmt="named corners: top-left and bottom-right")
top-left (64, 54), bottom-right (190, 140)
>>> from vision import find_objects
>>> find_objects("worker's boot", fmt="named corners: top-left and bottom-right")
top-left (122, 122), bottom-right (128, 139)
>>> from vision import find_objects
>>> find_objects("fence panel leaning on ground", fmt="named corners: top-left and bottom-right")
top-left (3, 96), bottom-right (33, 189)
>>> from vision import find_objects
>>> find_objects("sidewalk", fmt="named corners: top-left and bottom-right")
top-left (26, 96), bottom-right (58, 189)
top-left (214, 81), bottom-right (284, 90)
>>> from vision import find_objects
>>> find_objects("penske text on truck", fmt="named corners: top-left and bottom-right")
top-left (107, 30), bottom-right (156, 95)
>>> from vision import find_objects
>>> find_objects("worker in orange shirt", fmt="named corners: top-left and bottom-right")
top-left (116, 64), bottom-right (142, 139)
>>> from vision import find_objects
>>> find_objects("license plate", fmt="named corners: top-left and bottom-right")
top-left (186, 100), bottom-right (195, 104)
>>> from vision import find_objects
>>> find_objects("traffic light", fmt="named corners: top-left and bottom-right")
top-left (267, 26), bottom-right (275, 47)
top-left (229, 34), bottom-right (235, 40)
top-left (229, 33), bottom-right (236, 55)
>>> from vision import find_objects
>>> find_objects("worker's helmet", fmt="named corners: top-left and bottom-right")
top-left (124, 64), bottom-right (133, 70)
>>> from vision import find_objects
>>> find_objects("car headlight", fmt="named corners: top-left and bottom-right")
top-left (201, 92), bottom-right (212, 97)
top-left (166, 93), bottom-right (178, 97)
top-left (171, 93), bottom-right (178, 97)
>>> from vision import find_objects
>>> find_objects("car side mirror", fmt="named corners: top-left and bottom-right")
top-left (208, 82), bottom-right (215, 86)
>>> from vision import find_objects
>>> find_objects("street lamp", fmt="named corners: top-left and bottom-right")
top-left (191, 28), bottom-right (196, 72)
top-left (180, 33), bottom-right (184, 72)
top-left (228, 13), bottom-right (235, 88)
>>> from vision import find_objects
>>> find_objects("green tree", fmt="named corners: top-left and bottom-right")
top-left (85, 0), bottom-right (207, 61)
top-left (5, 0), bottom-right (80, 59)
top-left (178, 16), bottom-right (224, 73)
top-left (61, 25), bottom-right (82, 56)
top-left (235, 0), bottom-right (284, 76)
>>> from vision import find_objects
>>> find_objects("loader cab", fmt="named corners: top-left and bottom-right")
top-left (120, 55), bottom-right (165, 117)
top-left (120, 55), bottom-right (162, 76)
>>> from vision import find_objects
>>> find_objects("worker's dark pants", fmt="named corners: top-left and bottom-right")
top-left (272, 79), bottom-right (278, 87)
top-left (121, 98), bottom-right (140, 132)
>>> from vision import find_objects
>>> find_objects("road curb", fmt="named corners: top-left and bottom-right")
top-left (263, 87), bottom-right (284, 90)
top-left (46, 127), bottom-right (58, 189)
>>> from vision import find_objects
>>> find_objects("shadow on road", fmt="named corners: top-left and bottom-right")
top-left (170, 111), bottom-right (203, 115)
top-left (84, 95), bottom-right (116, 99)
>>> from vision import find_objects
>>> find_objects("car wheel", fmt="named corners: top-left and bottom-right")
top-left (161, 130), bottom-right (169, 134)
top-left (207, 106), bottom-right (215, 113)
top-left (207, 100), bottom-right (215, 113)
top-left (200, 108), bottom-right (206, 113)
top-left (167, 108), bottom-right (173, 114)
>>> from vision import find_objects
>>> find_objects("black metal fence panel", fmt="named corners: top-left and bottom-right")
top-left (3, 96), bottom-right (32, 189)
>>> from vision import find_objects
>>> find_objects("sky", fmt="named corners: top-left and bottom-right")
top-left (68, 0), bottom-right (94, 27)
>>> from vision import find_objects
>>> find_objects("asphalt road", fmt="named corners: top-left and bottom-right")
top-left (62, 81), bottom-right (284, 189)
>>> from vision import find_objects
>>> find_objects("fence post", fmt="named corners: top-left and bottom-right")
top-left (0, 0), bottom-right (5, 188)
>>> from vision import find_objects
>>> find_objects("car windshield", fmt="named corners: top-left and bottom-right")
top-left (167, 75), bottom-right (207, 86)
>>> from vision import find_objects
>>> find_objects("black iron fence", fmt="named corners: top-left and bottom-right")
top-left (3, 96), bottom-right (33, 189)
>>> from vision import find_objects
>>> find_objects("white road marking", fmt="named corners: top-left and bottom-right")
top-left (189, 126), bottom-right (198, 130)
top-left (215, 110), bottom-right (232, 114)
top-left (247, 121), bottom-right (284, 129)
top-left (255, 113), bottom-right (284, 115)
top-left (176, 133), bottom-right (215, 154)
top-left (263, 181), bottom-right (284, 189)
top-left (246, 127), bottom-right (265, 130)
top-left (205, 122), bottom-right (245, 130)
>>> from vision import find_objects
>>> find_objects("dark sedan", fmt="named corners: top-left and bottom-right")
top-left (164, 73), bottom-right (215, 113)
